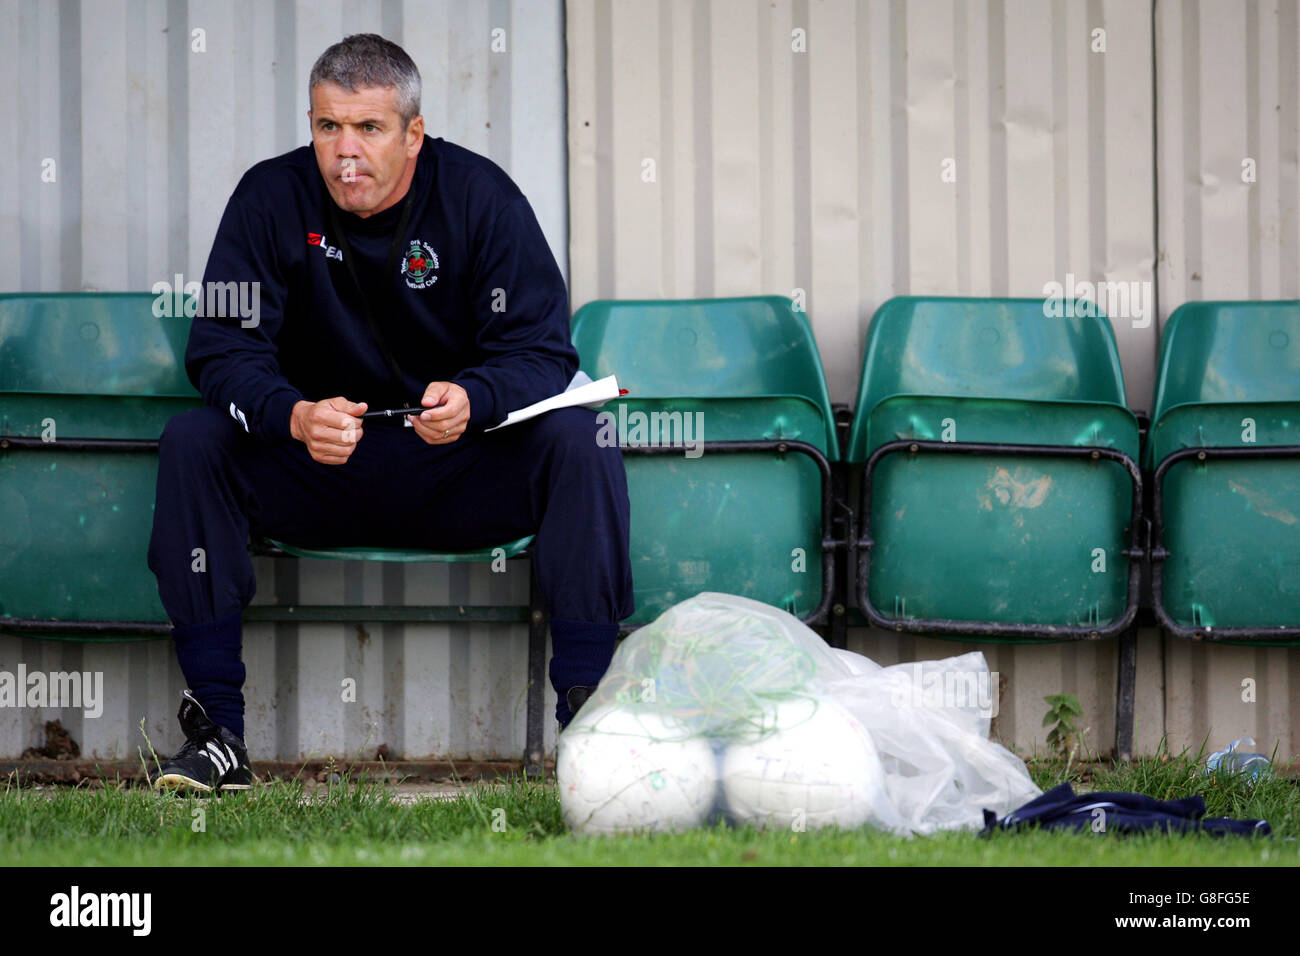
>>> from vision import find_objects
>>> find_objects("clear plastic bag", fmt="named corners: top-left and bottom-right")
top-left (557, 592), bottom-right (1041, 835)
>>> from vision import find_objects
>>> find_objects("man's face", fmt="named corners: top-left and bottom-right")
top-left (310, 81), bottom-right (423, 217)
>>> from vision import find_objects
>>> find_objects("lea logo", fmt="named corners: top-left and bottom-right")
top-left (307, 232), bottom-right (342, 261)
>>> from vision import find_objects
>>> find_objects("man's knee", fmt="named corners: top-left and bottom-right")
top-left (530, 407), bottom-right (616, 464)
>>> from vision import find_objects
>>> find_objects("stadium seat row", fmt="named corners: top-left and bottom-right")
top-left (575, 295), bottom-right (1300, 645)
top-left (2, 293), bottom-right (1298, 764)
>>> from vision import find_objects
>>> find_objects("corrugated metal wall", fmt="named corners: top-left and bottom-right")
top-left (1154, 0), bottom-right (1300, 765)
top-left (566, 0), bottom-right (1297, 761)
top-left (568, 0), bottom-right (1157, 406)
top-left (0, 0), bottom-right (568, 761)
top-left (3, 0), bottom-right (1297, 762)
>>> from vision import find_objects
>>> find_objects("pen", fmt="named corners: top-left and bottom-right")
top-left (362, 403), bottom-right (445, 418)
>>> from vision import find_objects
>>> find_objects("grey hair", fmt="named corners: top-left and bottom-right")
top-left (309, 34), bottom-right (422, 127)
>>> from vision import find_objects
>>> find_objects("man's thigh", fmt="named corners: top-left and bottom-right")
top-left (392, 406), bottom-right (613, 550)
top-left (232, 415), bottom-right (444, 548)
top-left (235, 407), bottom-right (610, 551)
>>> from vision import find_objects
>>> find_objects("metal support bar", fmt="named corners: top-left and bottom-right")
top-left (827, 497), bottom-right (853, 650)
top-left (0, 436), bottom-right (159, 452)
top-left (1150, 444), bottom-right (1300, 642)
top-left (242, 605), bottom-right (530, 624)
top-left (0, 618), bottom-right (171, 638)
top-left (1114, 621), bottom-right (1137, 762)
top-left (854, 439), bottom-right (1145, 640)
top-left (4, 605), bottom-right (536, 630)
top-left (524, 563), bottom-right (547, 778)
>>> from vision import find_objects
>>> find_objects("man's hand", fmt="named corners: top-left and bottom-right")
top-left (409, 382), bottom-right (470, 445)
top-left (290, 397), bottom-right (367, 464)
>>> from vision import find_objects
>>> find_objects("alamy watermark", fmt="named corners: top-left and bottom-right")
top-left (49, 886), bottom-right (151, 936)
top-left (152, 273), bottom-right (261, 328)
top-left (889, 664), bottom-right (1000, 718)
top-left (596, 406), bottom-right (704, 459)
top-left (1041, 272), bottom-right (1152, 329)
top-left (0, 665), bottom-right (104, 718)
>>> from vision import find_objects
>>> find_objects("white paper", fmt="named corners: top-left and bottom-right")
top-left (482, 372), bottom-right (621, 432)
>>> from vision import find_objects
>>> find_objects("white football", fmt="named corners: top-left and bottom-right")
top-left (557, 704), bottom-right (719, 835)
top-left (722, 696), bottom-right (886, 830)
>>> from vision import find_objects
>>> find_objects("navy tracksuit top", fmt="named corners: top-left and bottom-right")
top-left (982, 783), bottom-right (1271, 837)
top-left (186, 135), bottom-right (579, 439)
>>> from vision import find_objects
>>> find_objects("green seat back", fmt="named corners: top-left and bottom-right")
top-left (847, 296), bottom-right (1130, 461)
top-left (848, 297), bottom-right (1138, 638)
top-left (1148, 301), bottom-right (1300, 634)
top-left (0, 292), bottom-right (201, 440)
top-left (0, 294), bottom-right (201, 631)
top-left (571, 296), bottom-right (838, 458)
top-left (0, 293), bottom-right (533, 637)
top-left (571, 297), bottom-right (836, 623)
top-left (0, 292), bottom-right (197, 398)
top-left (1149, 300), bottom-right (1300, 464)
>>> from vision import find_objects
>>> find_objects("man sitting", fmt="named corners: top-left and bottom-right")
top-left (146, 33), bottom-right (633, 792)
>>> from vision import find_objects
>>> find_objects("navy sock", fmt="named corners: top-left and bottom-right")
top-left (171, 610), bottom-right (247, 740)
top-left (548, 617), bottom-right (618, 726)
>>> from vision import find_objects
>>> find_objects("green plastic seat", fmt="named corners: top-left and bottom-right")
top-left (0, 294), bottom-right (202, 635)
top-left (571, 296), bottom-right (838, 457)
top-left (571, 296), bottom-right (838, 625)
top-left (847, 296), bottom-right (1130, 460)
top-left (0, 292), bottom-right (201, 436)
top-left (0, 293), bottom-right (533, 637)
top-left (848, 296), bottom-right (1140, 639)
top-left (1148, 301), bottom-right (1300, 641)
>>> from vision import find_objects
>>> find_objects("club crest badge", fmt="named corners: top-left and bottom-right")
top-left (402, 240), bottom-right (439, 289)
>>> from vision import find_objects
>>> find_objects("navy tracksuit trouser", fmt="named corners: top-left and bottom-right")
top-left (147, 404), bottom-right (635, 738)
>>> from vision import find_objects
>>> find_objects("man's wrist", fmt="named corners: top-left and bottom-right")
top-left (289, 400), bottom-right (312, 442)
top-left (451, 377), bottom-right (494, 429)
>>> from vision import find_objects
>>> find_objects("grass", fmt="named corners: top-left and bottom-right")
top-left (2, 745), bottom-right (1297, 866)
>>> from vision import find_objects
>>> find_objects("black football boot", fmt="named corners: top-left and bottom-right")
top-left (150, 690), bottom-right (255, 793)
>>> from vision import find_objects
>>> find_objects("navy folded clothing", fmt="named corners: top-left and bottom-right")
top-left (981, 783), bottom-right (1271, 837)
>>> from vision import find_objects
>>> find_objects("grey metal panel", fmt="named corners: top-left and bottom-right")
top-left (1156, 0), bottom-right (1300, 305)
top-left (845, 625), bottom-right (1178, 762)
top-left (1152, 0), bottom-right (1300, 765)
top-left (564, 0), bottom-right (1298, 762)
top-left (0, 0), bottom-right (565, 761)
top-left (0, 0), bottom-right (567, 286)
top-left (566, 0), bottom-right (1157, 406)
top-left (0, 559), bottom-right (557, 762)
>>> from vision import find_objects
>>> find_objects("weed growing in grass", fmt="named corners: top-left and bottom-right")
top-left (1042, 693), bottom-right (1088, 770)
